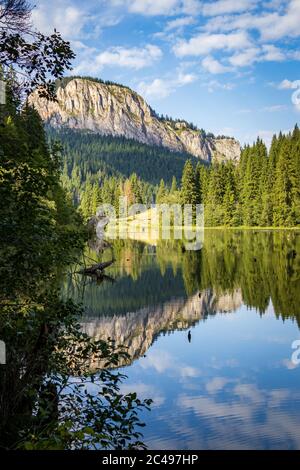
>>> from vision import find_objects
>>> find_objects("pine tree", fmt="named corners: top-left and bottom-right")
top-left (181, 160), bottom-right (198, 205)
top-left (195, 162), bottom-right (202, 203)
top-left (290, 125), bottom-right (300, 224)
top-left (223, 163), bottom-right (237, 226)
top-left (240, 141), bottom-right (264, 226)
top-left (123, 178), bottom-right (134, 206)
top-left (79, 180), bottom-right (93, 219)
top-left (156, 179), bottom-right (166, 203)
top-left (130, 173), bottom-right (143, 204)
top-left (273, 138), bottom-right (293, 226)
top-left (204, 165), bottom-right (226, 225)
top-left (171, 176), bottom-right (177, 194)
top-left (91, 184), bottom-right (100, 216)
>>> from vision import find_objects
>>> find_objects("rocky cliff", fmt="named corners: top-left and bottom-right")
top-left (29, 77), bottom-right (240, 162)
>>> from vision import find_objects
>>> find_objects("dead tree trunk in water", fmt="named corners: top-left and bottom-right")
top-left (79, 259), bottom-right (115, 276)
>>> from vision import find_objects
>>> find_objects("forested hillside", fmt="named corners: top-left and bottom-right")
top-left (48, 127), bottom-right (200, 185)
top-left (201, 129), bottom-right (300, 227)
top-left (73, 126), bottom-right (300, 227)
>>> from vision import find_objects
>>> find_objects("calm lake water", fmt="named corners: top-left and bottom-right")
top-left (64, 230), bottom-right (300, 450)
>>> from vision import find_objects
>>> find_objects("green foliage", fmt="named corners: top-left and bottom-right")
top-left (0, 86), bottom-right (151, 450)
top-left (0, 100), bottom-right (85, 294)
top-left (76, 173), bottom-right (152, 221)
top-left (156, 179), bottom-right (166, 204)
top-left (1, 2), bottom-right (152, 451)
top-left (200, 230), bottom-right (300, 322)
top-left (200, 129), bottom-right (300, 227)
top-left (181, 160), bottom-right (199, 206)
top-left (0, 1), bottom-right (75, 100)
top-left (73, 125), bottom-right (300, 228)
top-left (47, 127), bottom-right (200, 186)
top-left (0, 296), bottom-right (151, 450)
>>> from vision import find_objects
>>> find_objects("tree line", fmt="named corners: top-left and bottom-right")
top-left (72, 125), bottom-right (300, 227)
top-left (48, 127), bottom-right (200, 186)
top-left (161, 127), bottom-right (300, 227)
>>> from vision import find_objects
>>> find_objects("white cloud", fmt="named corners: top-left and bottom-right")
top-left (260, 0), bottom-right (300, 40)
top-left (32, 0), bottom-right (122, 40)
top-left (139, 349), bottom-right (201, 378)
top-left (278, 79), bottom-right (300, 89)
top-left (202, 0), bottom-right (300, 41)
top-left (165, 16), bottom-right (195, 31)
top-left (178, 382), bottom-right (300, 450)
top-left (174, 31), bottom-right (252, 57)
top-left (204, 79), bottom-right (235, 93)
top-left (228, 45), bottom-right (285, 68)
top-left (139, 78), bottom-right (172, 99)
top-left (138, 71), bottom-right (197, 100)
top-left (32, 0), bottom-right (88, 38)
top-left (177, 72), bottom-right (197, 84)
top-left (263, 0), bottom-right (288, 10)
top-left (74, 44), bottom-right (162, 74)
top-left (206, 377), bottom-right (233, 393)
top-left (129, 0), bottom-right (180, 16)
top-left (202, 0), bottom-right (256, 17)
top-left (229, 48), bottom-right (260, 67)
top-left (182, 0), bottom-right (202, 15)
top-left (112, 0), bottom-right (201, 16)
top-left (202, 56), bottom-right (232, 74)
top-left (262, 45), bottom-right (285, 61)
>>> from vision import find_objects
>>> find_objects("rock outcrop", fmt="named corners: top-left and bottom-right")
top-left (29, 77), bottom-right (240, 162)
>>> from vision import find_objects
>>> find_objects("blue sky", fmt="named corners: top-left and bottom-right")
top-left (31, 0), bottom-right (300, 146)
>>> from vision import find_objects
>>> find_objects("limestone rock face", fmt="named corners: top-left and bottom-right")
top-left (29, 78), bottom-right (241, 162)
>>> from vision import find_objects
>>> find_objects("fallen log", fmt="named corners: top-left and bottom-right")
top-left (79, 259), bottom-right (115, 276)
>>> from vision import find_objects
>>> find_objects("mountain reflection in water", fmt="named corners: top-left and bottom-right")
top-left (63, 230), bottom-right (300, 449)
top-left (82, 289), bottom-right (243, 368)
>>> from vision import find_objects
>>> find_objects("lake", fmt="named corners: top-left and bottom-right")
top-left (64, 230), bottom-right (300, 450)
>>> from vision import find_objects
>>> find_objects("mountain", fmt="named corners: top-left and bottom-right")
top-left (29, 77), bottom-right (240, 163)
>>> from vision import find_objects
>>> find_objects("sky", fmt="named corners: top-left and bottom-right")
top-left (30, 0), bottom-right (300, 146)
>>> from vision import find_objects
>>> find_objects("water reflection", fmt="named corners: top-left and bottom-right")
top-left (64, 230), bottom-right (300, 449)
top-left (81, 289), bottom-right (242, 368)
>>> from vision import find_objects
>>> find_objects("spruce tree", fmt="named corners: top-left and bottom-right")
top-left (156, 179), bottom-right (166, 203)
top-left (223, 163), bottom-right (237, 226)
top-left (181, 160), bottom-right (198, 205)
top-left (273, 138), bottom-right (293, 226)
top-left (171, 176), bottom-right (177, 194)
